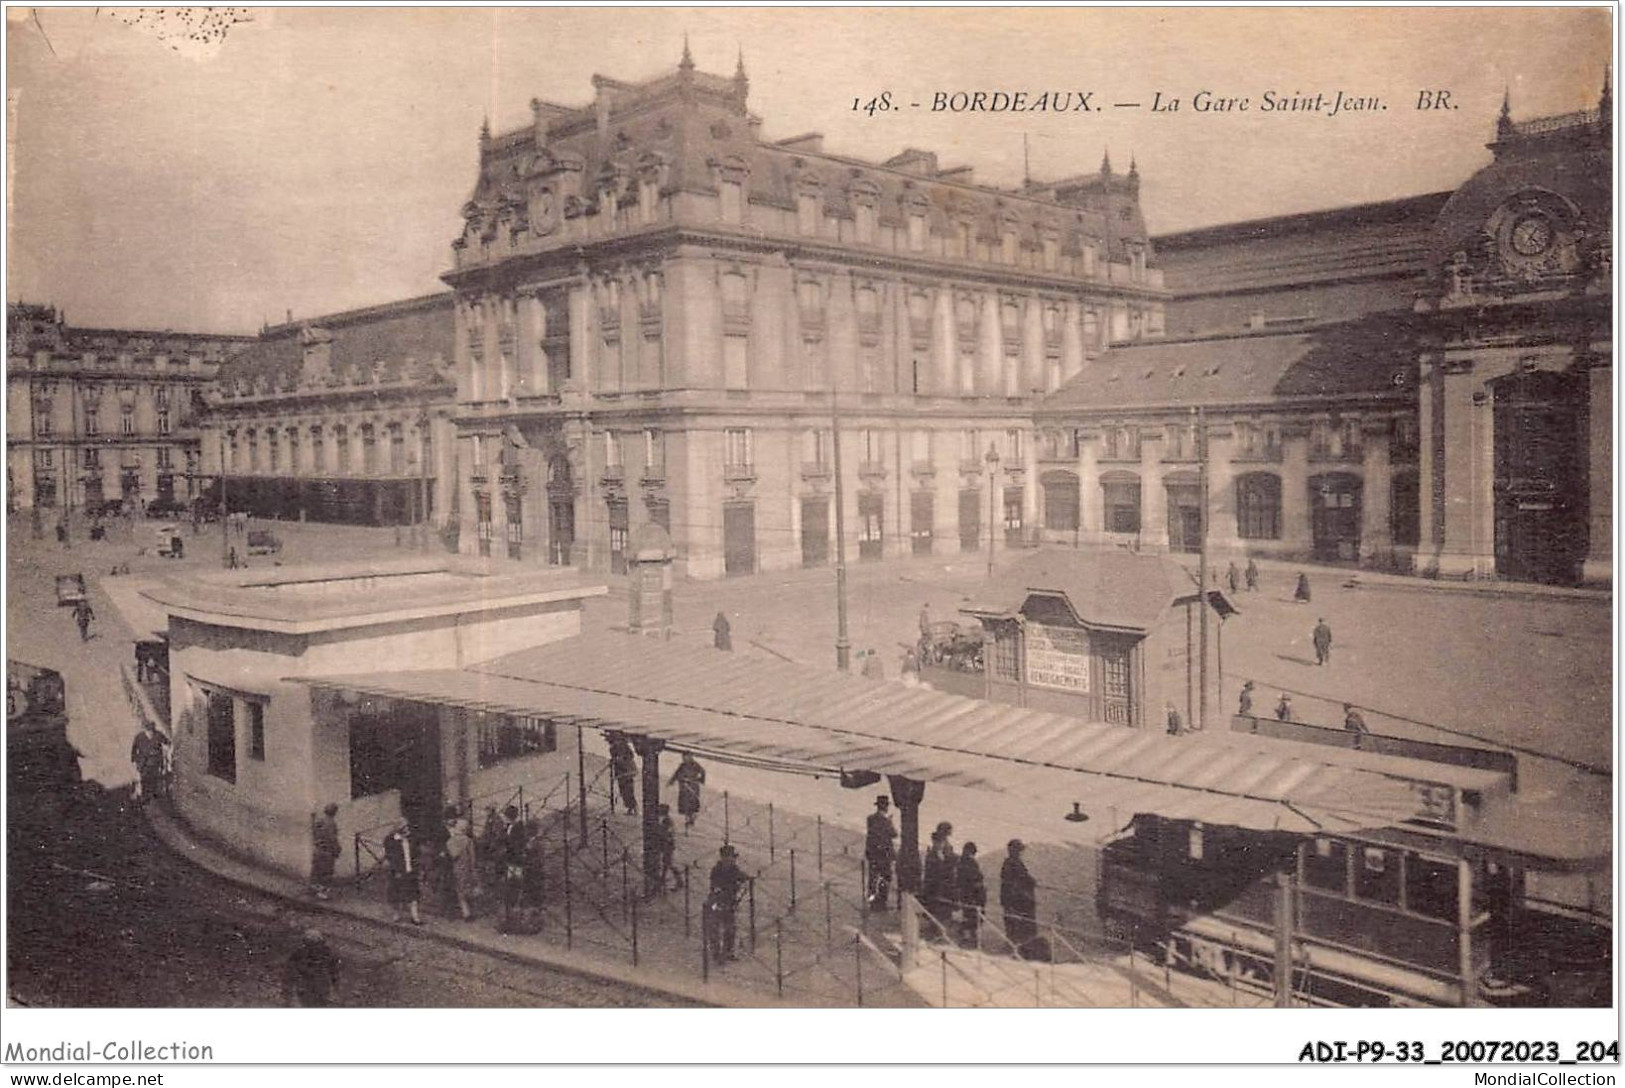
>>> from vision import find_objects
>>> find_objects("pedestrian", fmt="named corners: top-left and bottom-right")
top-left (861, 647), bottom-right (884, 680)
top-left (283, 929), bottom-right (342, 1007)
top-left (1238, 679), bottom-right (1256, 717)
top-left (1245, 558), bottom-right (1259, 592)
top-left (1275, 693), bottom-right (1294, 722)
top-left (227, 546), bottom-right (240, 570)
top-left (500, 805), bottom-right (527, 930)
top-left (73, 597), bottom-right (94, 642)
top-left (712, 611), bottom-right (732, 652)
top-left (900, 646), bottom-right (920, 688)
top-left (1226, 560), bottom-right (1240, 595)
top-left (1312, 618), bottom-right (1333, 666)
top-left (921, 821), bottom-right (958, 940)
top-left (864, 795), bottom-right (897, 910)
top-left (1000, 839), bottom-right (1039, 957)
top-left (309, 802), bottom-right (341, 901)
top-left (1165, 701), bottom-right (1184, 736)
top-left (129, 720), bottom-right (169, 805)
top-left (608, 733), bottom-right (638, 815)
top-left (668, 751), bottom-right (705, 829)
top-left (956, 842), bottom-right (986, 948)
top-left (383, 825), bottom-right (423, 926)
top-left (1343, 703), bottom-right (1370, 737)
top-left (444, 806), bottom-right (476, 921)
top-left (707, 844), bottom-right (746, 963)
top-left (1294, 571), bottom-right (1312, 603)
top-left (653, 804), bottom-right (679, 893)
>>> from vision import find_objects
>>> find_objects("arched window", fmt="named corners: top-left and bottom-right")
top-left (1041, 470), bottom-right (1079, 532)
top-left (1236, 472), bottom-right (1282, 539)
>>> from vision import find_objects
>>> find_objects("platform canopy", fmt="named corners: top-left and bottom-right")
top-left (296, 631), bottom-right (1432, 839)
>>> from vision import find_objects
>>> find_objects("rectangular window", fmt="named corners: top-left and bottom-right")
top-left (36, 449), bottom-right (53, 470)
top-left (361, 425), bottom-right (377, 475)
top-left (206, 691), bottom-right (236, 783)
top-left (85, 409), bottom-right (100, 437)
top-left (121, 410), bottom-right (135, 436)
top-left (477, 714), bottom-right (558, 768)
top-left (604, 431), bottom-right (622, 469)
top-left (1042, 237), bottom-right (1059, 271)
top-left (724, 428), bottom-right (752, 471)
top-left (863, 429), bottom-right (882, 462)
top-left (156, 447), bottom-right (173, 470)
top-left (157, 411), bottom-right (171, 435)
top-left (907, 213), bottom-right (926, 252)
top-left (720, 180), bottom-right (743, 224)
top-left (268, 431), bottom-right (280, 471)
top-left (246, 701), bottom-right (266, 761)
top-left (644, 429), bottom-right (664, 476)
top-left (912, 430), bottom-right (932, 465)
top-left (336, 427), bottom-right (350, 474)
top-left (724, 334), bottom-right (749, 390)
top-left (855, 204), bottom-right (877, 244)
top-left (1303, 838), bottom-right (1349, 894)
top-left (390, 424), bottom-right (405, 474)
top-left (1354, 846), bottom-right (1401, 907)
top-left (962, 429), bottom-right (980, 462)
top-left (797, 193), bottom-right (820, 236)
top-left (1103, 480), bottom-right (1141, 534)
top-left (1005, 429), bottom-right (1024, 462)
top-left (804, 428), bottom-right (828, 467)
top-left (84, 448), bottom-right (100, 471)
top-left (639, 179), bottom-right (660, 224)
top-left (1404, 853), bottom-right (1459, 921)
top-left (1001, 230), bottom-right (1018, 265)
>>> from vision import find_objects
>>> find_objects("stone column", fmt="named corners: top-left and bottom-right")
top-left (980, 293), bottom-right (1002, 395)
top-left (1077, 432), bottom-right (1100, 540)
top-left (1435, 359), bottom-right (1487, 578)
top-left (1583, 358), bottom-right (1612, 584)
top-left (1140, 462), bottom-right (1168, 552)
top-left (934, 290), bottom-right (955, 394)
top-left (1023, 298), bottom-right (1045, 394)
top-left (1359, 420), bottom-right (1392, 566)
top-left (1061, 300), bottom-right (1084, 383)
top-left (568, 283), bottom-right (592, 393)
top-left (1280, 431), bottom-right (1312, 556)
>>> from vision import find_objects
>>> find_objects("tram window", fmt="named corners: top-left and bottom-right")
top-left (1355, 847), bottom-right (1401, 906)
top-left (1405, 853), bottom-right (1459, 922)
top-left (1303, 838), bottom-right (1348, 893)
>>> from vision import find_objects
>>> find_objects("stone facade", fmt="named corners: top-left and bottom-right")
top-left (201, 294), bottom-right (459, 532)
top-left (6, 303), bottom-right (253, 515)
top-left (438, 49), bottom-right (1167, 579)
top-left (1039, 86), bottom-right (1611, 585)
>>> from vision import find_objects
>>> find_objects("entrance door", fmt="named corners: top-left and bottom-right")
top-left (1309, 473), bottom-right (1362, 562)
top-left (1166, 482), bottom-right (1202, 554)
top-left (724, 502), bottom-right (756, 576)
top-left (958, 489), bottom-right (981, 552)
top-left (121, 470), bottom-right (140, 505)
top-left (548, 499), bottom-right (574, 565)
top-left (858, 493), bottom-right (884, 561)
top-left (800, 496), bottom-right (829, 568)
top-left (1493, 371), bottom-right (1585, 584)
top-left (910, 491), bottom-right (934, 556)
top-left (1099, 639), bottom-right (1134, 726)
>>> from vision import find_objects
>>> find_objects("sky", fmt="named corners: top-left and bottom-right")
top-left (5, 5), bottom-right (1612, 334)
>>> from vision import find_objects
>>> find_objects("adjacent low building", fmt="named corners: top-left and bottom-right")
top-left (143, 557), bottom-right (604, 875)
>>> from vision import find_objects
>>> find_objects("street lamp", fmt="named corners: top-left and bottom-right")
top-left (985, 442), bottom-right (1000, 579)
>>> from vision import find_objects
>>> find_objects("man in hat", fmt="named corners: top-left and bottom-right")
top-left (1226, 560), bottom-right (1240, 595)
top-left (1275, 693), bottom-right (1295, 722)
top-left (669, 751), bottom-right (706, 829)
top-left (653, 803), bottom-right (679, 893)
top-left (956, 842), bottom-right (987, 948)
top-left (383, 824), bottom-right (423, 926)
top-left (1245, 557), bottom-right (1260, 592)
top-left (1342, 703), bottom-right (1370, 737)
top-left (284, 929), bottom-right (342, 1007)
top-left (865, 795), bottom-right (897, 910)
top-left (73, 597), bottom-right (95, 643)
top-left (921, 821), bottom-right (957, 939)
top-left (1165, 701), bottom-right (1185, 736)
top-left (608, 733), bottom-right (639, 816)
top-left (130, 719), bottom-right (169, 806)
top-left (1237, 680), bottom-right (1256, 717)
top-left (309, 802), bottom-right (341, 901)
top-left (707, 844), bottom-right (747, 963)
top-left (712, 611), bottom-right (733, 652)
top-left (1294, 571), bottom-right (1313, 603)
top-left (1312, 617), bottom-right (1333, 666)
top-left (1000, 839), bottom-right (1038, 954)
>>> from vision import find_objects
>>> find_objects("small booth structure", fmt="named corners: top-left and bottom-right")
top-left (142, 557), bottom-right (605, 876)
top-left (957, 549), bottom-right (1233, 730)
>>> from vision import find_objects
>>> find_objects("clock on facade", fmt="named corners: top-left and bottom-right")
top-left (1510, 214), bottom-right (1554, 256)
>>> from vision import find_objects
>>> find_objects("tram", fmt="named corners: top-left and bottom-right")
top-left (1098, 714), bottom-right (1611, 1007)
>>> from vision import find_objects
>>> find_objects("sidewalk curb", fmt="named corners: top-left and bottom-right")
top-left (143, 805), bottom-right (797, 1009)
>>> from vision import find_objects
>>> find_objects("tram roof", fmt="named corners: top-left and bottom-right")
top-left (293, 630), bottom-right (1468, 839)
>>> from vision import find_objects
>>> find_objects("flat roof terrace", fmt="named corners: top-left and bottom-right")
top-left (142, 557), bottom-right (606, 635)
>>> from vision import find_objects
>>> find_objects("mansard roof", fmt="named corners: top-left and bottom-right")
top-left (1040, 318), bottom-right (1416, 415)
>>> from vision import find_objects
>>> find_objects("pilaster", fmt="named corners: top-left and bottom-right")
top-left (1280, 431), bottom-right (1312, 553)
top-left (1359, 420), bottom-right (1393, 564)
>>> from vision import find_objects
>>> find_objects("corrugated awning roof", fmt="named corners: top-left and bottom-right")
top-left (291, 632), bottom-right (1437, 840)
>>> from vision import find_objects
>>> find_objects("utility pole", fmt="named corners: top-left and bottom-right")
top-left (1196, 406), bottom-right (1209, 732)
top-left (831, 390), bottom-right (851, 672)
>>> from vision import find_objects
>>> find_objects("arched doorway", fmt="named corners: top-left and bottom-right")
top-left (546, 457), bottom-right (575, 566)
top-left (1309, 472), bottom-right (1362, 562)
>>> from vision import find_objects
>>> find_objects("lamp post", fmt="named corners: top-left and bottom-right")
top-left (831, 390), bottom-right (851, 672)
top-left (985, 442), bottom-right (1000, 579)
